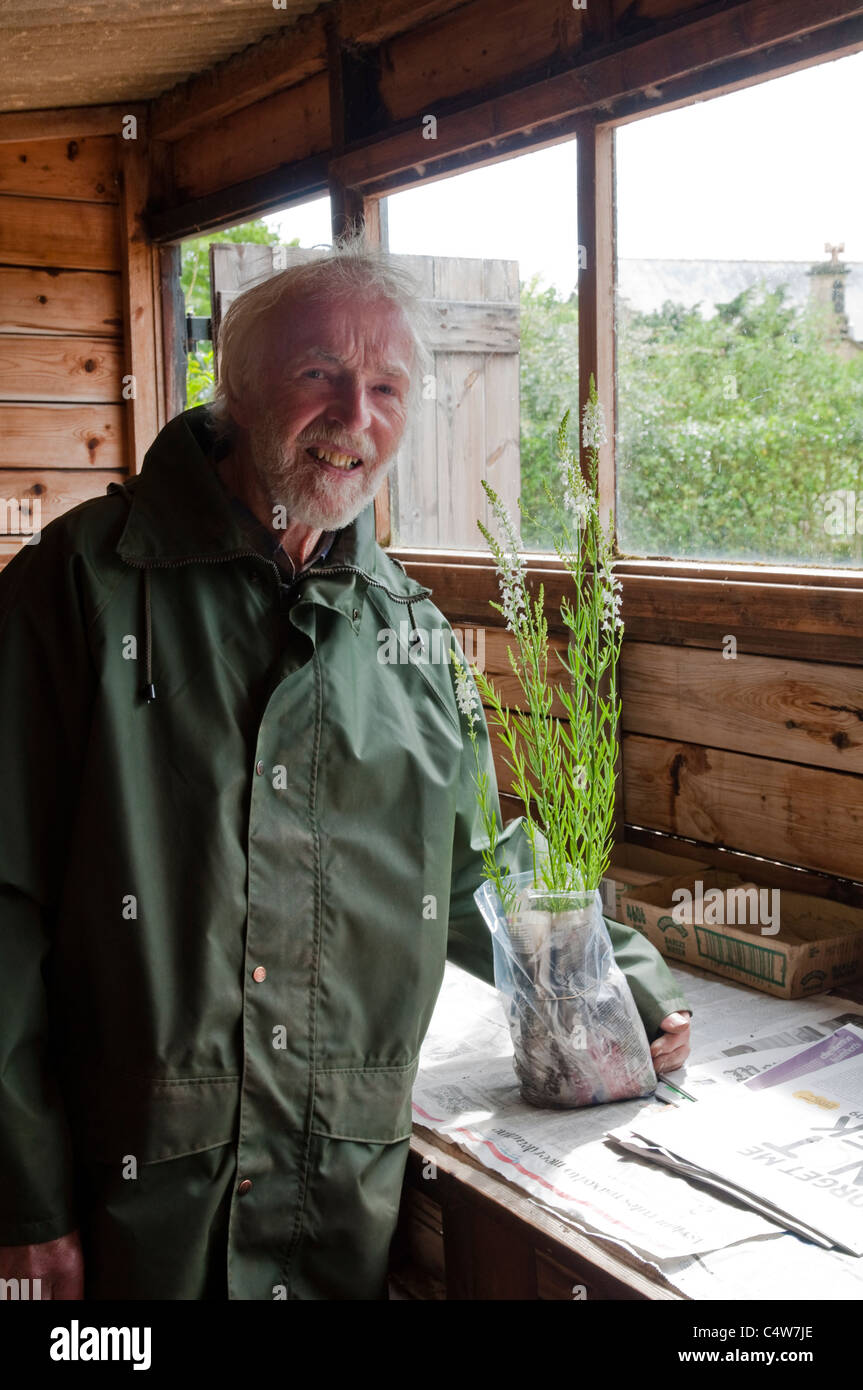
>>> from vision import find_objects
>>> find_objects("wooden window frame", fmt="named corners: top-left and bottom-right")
top-left (325, 15), bottom-right (863, 634)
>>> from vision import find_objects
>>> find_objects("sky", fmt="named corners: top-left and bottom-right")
top-left (267, 48), bottom-right (863, 297)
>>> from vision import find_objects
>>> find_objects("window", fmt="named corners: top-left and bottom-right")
top-left (182, 198), bottom-right (332, 407)
top-left (383, 141), bottom-right (580, 551)
top-left (615, 52), bottom-right (863, 567)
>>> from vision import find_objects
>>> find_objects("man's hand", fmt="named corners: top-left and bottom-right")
top-left (650, 1011), bottom-right (691, 1073)
top-left (0, 1230), bottom-right (84, 1300)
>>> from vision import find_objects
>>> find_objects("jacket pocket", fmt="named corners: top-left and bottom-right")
top-left (310, 1059), bottom-right (418, 1144)
top-left (69, 1074), bottom-right (241, 1166)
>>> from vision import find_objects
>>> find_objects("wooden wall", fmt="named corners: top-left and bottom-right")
top-left (2, 0), bottom-right (861, 904)
top-left (404, 555), bottom-right (863, 906)
top-left (0, 132), bottom-right (127, 566)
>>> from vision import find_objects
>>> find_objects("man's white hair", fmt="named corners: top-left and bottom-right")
top-left (210, 233), bottom-right (432, 432)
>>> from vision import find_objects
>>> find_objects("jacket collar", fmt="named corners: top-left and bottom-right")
top-left (114, 405), bottom-right (416, 593)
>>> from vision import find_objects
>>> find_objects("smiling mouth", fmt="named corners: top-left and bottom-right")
top-left (305, 445), bottom-right (363, 471)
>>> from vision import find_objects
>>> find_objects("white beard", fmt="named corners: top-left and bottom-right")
top-left (246, 409), bottom-right (391, 532)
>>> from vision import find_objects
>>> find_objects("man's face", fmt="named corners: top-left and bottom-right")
top-left (232, 294), bottom-right (414, 531)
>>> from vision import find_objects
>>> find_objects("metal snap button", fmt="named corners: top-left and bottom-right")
top-left (237, 1179), bottom-right (252, 1195)
top-left (252, 965), bottom-right (267, 983)
top-left (255, 760), bottom-right (265, 775)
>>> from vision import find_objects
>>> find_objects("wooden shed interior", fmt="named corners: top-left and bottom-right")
top-left (3, 0), bottom-right (862, 908)
top-left (3, 0), bottom-right (863, 1305)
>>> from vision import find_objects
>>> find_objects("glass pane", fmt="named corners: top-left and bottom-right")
top-left (384, 142), bottom-right (579, 550)
top-left (181, 198), bottom-right (332, 408)
top-left (615, 52), bottom-right (863, 567)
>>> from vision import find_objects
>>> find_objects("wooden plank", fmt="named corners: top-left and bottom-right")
top-left (0, 105), bottom-right (143, 145)
top-left (435, 256), bottom-right (486, 551)
top-left (623, 734), bottom-right (863, 881)
top-left (615, 557), bottom-right (863, 590)
top-left (118, 138), bottom-right (161, 471)
top-left (0, 195), bottom-right (120, 271)
top-left (622, 827), bottom-right (863, 908)
top-left (0, 404), bottom-right (124, 470)
top-left (159, 244), bottom-right (186, 423)
top-left (577, 119), bottom-right (615, 525)
top-left (378, 0), bottom-right (585, 123)
top-left (622, 574), bottom-right (863, 656)
top-left (396, 551), bottom-right (863, 589)
top-left (0, 136), bottom-right (118, 202)
top-left (0, 468), bottom-right (124, 535)
top-left (609, 19), bottom-right (863, 132)
top-left (421, 298), bottom-right (519, 353)
top-left (622, 642), bottom-right (863, 775)
top-left (171, 73), bottom-right (331, 202)
top-left (150, 1), bottom-right (464, 143)
top-left (399, 557), bottom-right (863, 666)
top-left (482, 256), bottom-right (520, 527)
top-left (146, 154), bottom-right (330, 244)
top-left (331, 1), bottom-right (863, 193)
top-left (152, 12), bottom-right (329, 142)
top-left (0, 336), bottom-right (124, 403)
top-left (0, 267), bottom-right (122, 337)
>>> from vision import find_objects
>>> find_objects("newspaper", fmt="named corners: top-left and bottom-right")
top-left (413, 961), bottom-right (863, 1283)
top-left (608, 1026), bottom-right (863, 1255)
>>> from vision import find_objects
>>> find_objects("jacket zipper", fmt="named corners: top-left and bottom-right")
top-left (119, 553), bottom-right (432, 700)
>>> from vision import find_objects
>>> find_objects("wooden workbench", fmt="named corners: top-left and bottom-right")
top-left (390, 972), bottom-right (863, 1301)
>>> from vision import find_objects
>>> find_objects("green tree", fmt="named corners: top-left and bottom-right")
top-left (616, 284), bottom-right (863, 565)
top-left (181, 220), bottom-right (288, 406)
top-left (518, 274), bottom-right (579, 547)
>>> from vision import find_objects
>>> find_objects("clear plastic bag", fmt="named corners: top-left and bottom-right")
top-left (475, 871), bottom-right (657, 1108)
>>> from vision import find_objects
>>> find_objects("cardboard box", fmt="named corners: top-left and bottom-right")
top-left (618, 869), bottom-right (863, 999)
top-left (601, 844), bottom-right (710, 919)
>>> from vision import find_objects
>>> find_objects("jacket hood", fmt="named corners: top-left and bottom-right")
top-left (109, 404), bottom-right (431, 703)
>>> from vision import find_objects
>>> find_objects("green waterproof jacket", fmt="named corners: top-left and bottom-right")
top-left (0, 404), bottom-right (691, 1300)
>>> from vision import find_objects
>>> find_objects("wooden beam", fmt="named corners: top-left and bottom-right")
top-left (377, 0), bottom-right (585, 124)
top-left (159, 245), bottom-right (186, 423)
top-left (149, 1), bottom-right (467, 144)
top-left (146, 154), bottom-right (329, 244)
top-left (607, 11), bottom-right (863, 128)
top-left (331, 0), bottom-right (863, 194)
top-left (171, 73), bottom-right (331, 203)
top-left (118, 136), bottom-right (161, 473)
top-left (151, 13), bottom-right (329, 143)
top-left (576, 118), bottom-right (615, 524)
top-left (0, 105), bottom-right (145, 145)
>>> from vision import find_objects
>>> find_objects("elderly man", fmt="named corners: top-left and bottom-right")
top-left (0, 238), bottom-right (690, 1301)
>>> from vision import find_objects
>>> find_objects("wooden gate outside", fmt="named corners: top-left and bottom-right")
top-left (209, 244), bottom-right (521, 550)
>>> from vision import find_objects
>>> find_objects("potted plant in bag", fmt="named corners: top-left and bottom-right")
top-left (453, 377), bottom-right (656, 1109)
